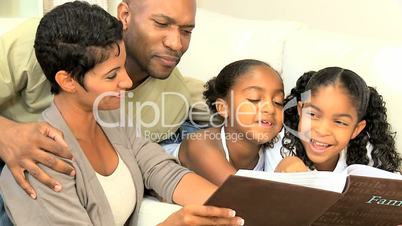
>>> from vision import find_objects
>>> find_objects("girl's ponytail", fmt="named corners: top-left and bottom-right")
top-left (203, 76), bottom-right (219, 113)
top-left (348, 87), bottom-right (401, 171)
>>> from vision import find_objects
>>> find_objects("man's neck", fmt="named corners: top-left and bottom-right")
top-left (130, 72), bottom-right (149, 89)
top-left (126, 58), bottom-right (149, 89)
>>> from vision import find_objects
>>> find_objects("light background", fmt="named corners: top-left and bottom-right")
top-left (1, 0), bottom-right (402, 41)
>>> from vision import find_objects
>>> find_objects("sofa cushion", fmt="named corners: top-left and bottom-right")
top-left (137, 196), bottom-right (181, 226)
top-left (178, 8), bottom-right (303, 81)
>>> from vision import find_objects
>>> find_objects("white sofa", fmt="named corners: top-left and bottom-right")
top-left (1, 7), bottom-right (402, 225)
top-left (178, 8), bottom-right (402, 155)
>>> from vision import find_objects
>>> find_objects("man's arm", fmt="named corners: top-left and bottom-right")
top-left (0, 18), bottom-right (75, 197)
top-left (0, 117), bottom-right (75, 198)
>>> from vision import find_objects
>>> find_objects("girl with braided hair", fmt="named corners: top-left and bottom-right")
top-left (276, 67), bottom-right (401, 173)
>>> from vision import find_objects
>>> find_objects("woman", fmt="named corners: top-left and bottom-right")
top-left (0, 2), bottom-right (244, 226)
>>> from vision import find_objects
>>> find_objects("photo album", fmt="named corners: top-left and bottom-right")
top-left (205, 165), bottom-right (402, 226)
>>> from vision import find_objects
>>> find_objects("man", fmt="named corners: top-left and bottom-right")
top-left (0, 0), bottom-right (208, 224)
top-left (118, 0), bottom-right (209, 148)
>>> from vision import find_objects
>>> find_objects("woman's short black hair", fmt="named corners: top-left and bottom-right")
top-left (34, 1), bottom-right (123, 94)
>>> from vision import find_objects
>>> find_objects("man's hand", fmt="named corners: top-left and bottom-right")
top-left (158, 205), bottom-right (244, 226)
top-left (0, 118), bottom-right (75, 199)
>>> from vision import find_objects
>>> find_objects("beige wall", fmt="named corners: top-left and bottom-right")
top-left (2, 0), bottom-right (402, 41)
top-left (198, 0), bottom-right (402, 41)
top-left (0, 0), bottom-right (119, 17)
top-left (0, 0), bottom-right (42, 17)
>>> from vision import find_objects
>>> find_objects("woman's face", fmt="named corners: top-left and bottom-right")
top-left (297, 85), bottom-right (366, 170)
top-left (223, 65), bottom-right (284, 144)
top-left (76, 42), bottom-right (133, 111)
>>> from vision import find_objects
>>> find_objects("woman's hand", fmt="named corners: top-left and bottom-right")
top-left (158, 205), bottom-right (244, 226)
top-left (275, 156), bottom-right (309, 173)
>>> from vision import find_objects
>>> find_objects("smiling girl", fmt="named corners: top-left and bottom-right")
top-left (178, 59), bottom-right (284, 185)
top-left (277, 67), bottom-right (401, 172)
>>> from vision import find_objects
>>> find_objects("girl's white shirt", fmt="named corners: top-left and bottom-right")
top-left (221, 127), bottom-right (284, 172)
top-left (332, 142), bottom-right (374, 172)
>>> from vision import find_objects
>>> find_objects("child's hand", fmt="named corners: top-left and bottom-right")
top-left (158, 205), bottom-right (244, 226)
top-left (275, 156), bottom-right (308, 172)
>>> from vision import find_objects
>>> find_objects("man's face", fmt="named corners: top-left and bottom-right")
top-left (120, 0), bottom-right (196, 79)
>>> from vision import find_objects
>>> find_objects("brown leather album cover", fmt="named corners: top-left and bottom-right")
top-left (312, 175), bottom-right (402, 226)
top-left (205, 175), bottom-right (402, 226)
top-left (205, 175), bottom-right (340, 226)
